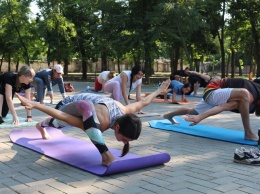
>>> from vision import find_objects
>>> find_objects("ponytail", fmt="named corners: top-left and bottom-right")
top-left (121, 142), bottom-right (130, 157)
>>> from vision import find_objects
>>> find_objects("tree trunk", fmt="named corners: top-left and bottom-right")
top-left (8, 53), bottom-right (11, 72)
top-left (64, 59), bottom-right (69, 75)
top-left (16, 61), bottom-right (19, 72)
top-left (101, 52), bottom-right (107, 71)
top-left (251, 22), bottom-right (260, 77)
top-left (248, 44), bottom-right (254, 80)
top-left (231, 48), bottom-right (235, 78)
top-left (117, 57), bottom-right (120, 73)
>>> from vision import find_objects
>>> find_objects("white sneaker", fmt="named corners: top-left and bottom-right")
top-left (234, 148), bottom-right (260, 165)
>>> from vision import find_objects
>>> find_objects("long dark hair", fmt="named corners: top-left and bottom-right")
top-left (128, 63), bottom-right (145, 99)
top-left (116, 114), bottom-right (142, 157)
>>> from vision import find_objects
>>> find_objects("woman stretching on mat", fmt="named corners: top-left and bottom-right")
top-left (104, 64), bottom-right (144, 112)
top-left (0, 65), bottom-right (35, 125)
top-left (15, 79), bottom-right (170, 166)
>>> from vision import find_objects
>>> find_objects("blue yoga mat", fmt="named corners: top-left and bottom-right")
top-left (0, 114), bottom-right (38, 129)
top-left (149, 116), bottom-right (257, 145)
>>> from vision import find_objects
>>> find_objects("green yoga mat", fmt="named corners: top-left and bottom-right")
top-left (149, 116), bottom-right (257, 145)
top-left (0, 114), bottom-right (38, 129)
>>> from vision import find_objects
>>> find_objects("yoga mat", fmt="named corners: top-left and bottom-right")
top-left (84, 90), bottom-right (104, 93)
top-left (136, 113), bottom-right (161, 118)
top-left (186, 94), bottom-right (203, 98)
top-left (31, 100), bottom-right (58, 106)
top-left (149, 116), bottom-right (257, 145)
top-left (0, 114), bottom-right (38, 129)
top-left (131, 94), bottom-right (198, 104)
top-left (10, 127), bottom-right (171, 176)
top-left (171, 101), bottom-right (198, 105)
top-left (151, 98), bottom-right (198, 104)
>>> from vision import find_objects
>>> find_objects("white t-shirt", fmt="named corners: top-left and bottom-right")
top-left (107, 70), bottom-right (142, 94)
top-left (97, 71), bottom-right (110, 84)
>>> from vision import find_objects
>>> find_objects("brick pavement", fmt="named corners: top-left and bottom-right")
top-left (1, 81), bottom-right (260, 194)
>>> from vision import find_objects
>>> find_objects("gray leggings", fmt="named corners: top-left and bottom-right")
top-left (55, 101), bottom-right (99, 128)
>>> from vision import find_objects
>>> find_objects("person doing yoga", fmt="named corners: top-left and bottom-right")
top-left (0, 65), bottom-right (35, 125)
top-left (163, 78), bottom-right (260, 141)
top-left (16, 79), bottom-right (171, 166)
top-left (104, 64), bottom-right (144, 106)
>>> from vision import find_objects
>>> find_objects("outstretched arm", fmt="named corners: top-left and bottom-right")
top-left (124, 79), bottom-right (171, 114)
top-left (15, 93), bottom-right (84, 129)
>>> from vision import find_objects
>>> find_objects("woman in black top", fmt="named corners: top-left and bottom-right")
top-left (0, 65), bottom-right (35, 124)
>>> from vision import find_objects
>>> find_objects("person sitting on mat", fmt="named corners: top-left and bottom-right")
top-left (163, 78), bottom-right (260, 141)
top-left (0, 65), bottom-right (35, 125)
top-left (104, 64), bottom-right (144, 109)
top-left (89, 71), bottom-right (116, 93)
top-left (15, 79), bottom-right (171, 166)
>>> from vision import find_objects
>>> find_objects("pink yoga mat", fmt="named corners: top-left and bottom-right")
top-left (10, 127), bottom-right (170, 176)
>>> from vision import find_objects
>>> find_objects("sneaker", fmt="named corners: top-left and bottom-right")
top-left (233, 148), bottom-right (260, 165)
top-left (241, 147), bottom-right (260, 157)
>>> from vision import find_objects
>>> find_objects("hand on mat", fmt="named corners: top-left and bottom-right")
top-left (12, 115), bottom-right (19, 125)
top-left (26, 117), bottom-right (33, 122)
top-left (182, 98), bottom-right (188, 102)
top-left (169, 100), bottom-right (178, 104)
top-left (183, 114), bottom-right (201, 126)
top-left (102, 151), bottom-right (116, 166)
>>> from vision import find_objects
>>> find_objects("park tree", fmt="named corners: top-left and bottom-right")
top-left (0, 0), bottom-right (34, 70)
top-left (35, 0), bottom-right (76, 73)
top-left (196, 0), bottom-right (228, 78)
top-left (229, 0), bottom-right (260, 77)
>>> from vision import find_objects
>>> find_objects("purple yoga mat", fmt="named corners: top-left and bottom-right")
top-left (9, 127), bottom-right (170, 176)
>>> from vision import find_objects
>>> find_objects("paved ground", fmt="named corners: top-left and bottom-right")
top-left (1, 81), bottom-right (260, 194)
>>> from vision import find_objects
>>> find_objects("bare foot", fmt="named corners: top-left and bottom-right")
top-left (36, 123), bottom-right (51, 140)
top-left (15, 93), bottom-right (37, 110)
top-left (244, 132), bottom-right (259, 141)
top-left (101, 151), bottom-right (116, 166)
top-left (163, 114), bottom-right (180, 124)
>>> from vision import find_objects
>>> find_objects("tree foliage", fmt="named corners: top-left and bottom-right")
top-left (0, 0), bottom-right (259, 79)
